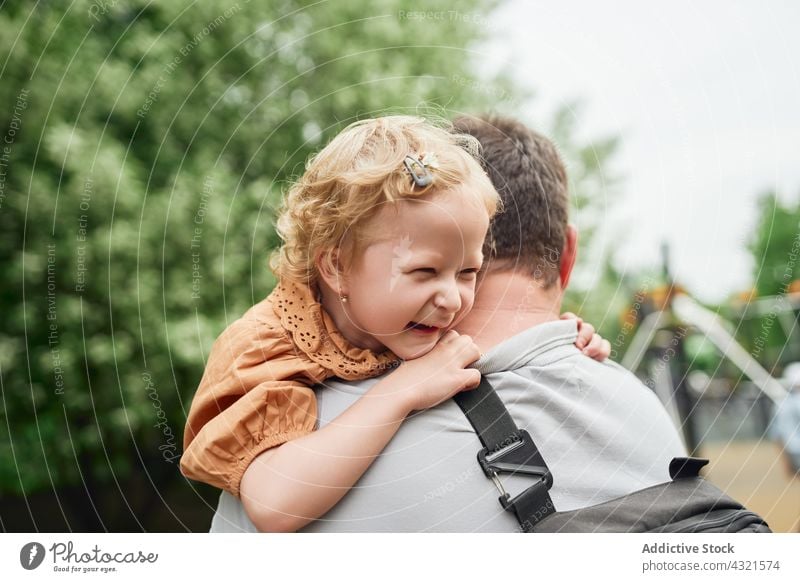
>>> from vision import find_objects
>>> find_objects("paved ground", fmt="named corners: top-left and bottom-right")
top-left (700, 440), bottom-right (800, 532)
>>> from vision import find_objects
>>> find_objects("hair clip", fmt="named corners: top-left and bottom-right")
top-left (403, 152), bottom-right (439, 187)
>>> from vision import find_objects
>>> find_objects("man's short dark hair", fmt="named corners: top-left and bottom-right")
top-left (453, 114), bottom-right (569, 288)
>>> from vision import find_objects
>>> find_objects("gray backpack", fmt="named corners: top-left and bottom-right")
top-left (454, 378), bottom-right (771, 533)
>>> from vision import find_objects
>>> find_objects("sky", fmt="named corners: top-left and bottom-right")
top-left (479, 0), bottom-right (800, 302)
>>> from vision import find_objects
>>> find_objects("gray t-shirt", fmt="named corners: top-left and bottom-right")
top-left (210, 320), bottom-right (686, 532)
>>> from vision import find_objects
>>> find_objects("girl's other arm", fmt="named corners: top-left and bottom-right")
top-left (561, 312), bottom-right (611, 360)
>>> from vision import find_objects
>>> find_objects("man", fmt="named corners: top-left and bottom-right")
top-left (210, 115), bottom-right (686, 532)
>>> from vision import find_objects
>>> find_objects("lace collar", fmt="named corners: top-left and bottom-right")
top-left (271, 279), bottom-right (400, 379)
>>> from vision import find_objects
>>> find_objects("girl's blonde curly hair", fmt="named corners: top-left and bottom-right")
top-left (271, 115), bottom-right (500, 286)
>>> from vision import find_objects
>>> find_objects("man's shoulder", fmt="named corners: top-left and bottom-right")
top-left (481, 320), bottom-right (653, 394)
top-left (594, 357), bottom-right (645, 382)
top-left (478, 319), bottom-right (579, 372)
top-left (488, 345), bottom-right (659, 405)
top-left (565, 353), bottom-right (656, 394)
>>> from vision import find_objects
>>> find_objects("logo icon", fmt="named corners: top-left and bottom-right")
top-left (20, 542), bottom-right (46, 570)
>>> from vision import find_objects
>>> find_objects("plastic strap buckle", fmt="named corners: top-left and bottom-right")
top-left (477, 429), bottom-right (555, 530)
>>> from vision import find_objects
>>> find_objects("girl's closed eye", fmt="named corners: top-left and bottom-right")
top-left (410, 268), bottom-right (478, 279)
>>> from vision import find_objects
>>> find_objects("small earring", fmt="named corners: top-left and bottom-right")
top-left (340, 295), bottom-right (348, 303)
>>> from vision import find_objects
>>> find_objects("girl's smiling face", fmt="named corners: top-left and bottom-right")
top-left (333, 186), bottom-right (489, 360)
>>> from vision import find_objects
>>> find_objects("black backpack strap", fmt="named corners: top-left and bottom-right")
top-left (453, 375), bottom-right (518, 445)
top-left (453, 376), bottom-right (556, 531)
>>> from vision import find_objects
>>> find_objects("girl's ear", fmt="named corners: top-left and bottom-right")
top-left (315, 247), bottom-right (348, 296)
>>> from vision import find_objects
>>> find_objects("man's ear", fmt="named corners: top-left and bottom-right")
top-left (559, 224), bottom-right (578, 290)
top-left (315, 247), bottom-right (348, 296)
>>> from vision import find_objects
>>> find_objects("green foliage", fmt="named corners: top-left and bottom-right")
top-left (0, 0), bottom-right (518, 501)
top-left (748, 192), bottom-right (800, 297)
top-left (555, 100), bottom-right (624, 339)
top-left (1, 0), bottom-right (616, 529)
top-left (0, 0), bottom-right (496, 498)
top-left (550, 101), bottom-right (622, 250)
top-left (726, 191), bottom-right (800, 369)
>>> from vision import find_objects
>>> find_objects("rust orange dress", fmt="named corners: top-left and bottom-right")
top-left (181, 279), bottom-right (398, 496)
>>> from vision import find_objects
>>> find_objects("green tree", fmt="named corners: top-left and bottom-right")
top-left (1, 0), bottom-right (616, 530)
top-left (733, 191), bottom-right (800, 368)
top-left (554, 101), bottom-right (624, 338)
top-left (748, 192), bottom-right (800, 297)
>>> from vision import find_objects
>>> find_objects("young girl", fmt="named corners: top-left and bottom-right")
top-left (181, 116), bottom-right (603, 531)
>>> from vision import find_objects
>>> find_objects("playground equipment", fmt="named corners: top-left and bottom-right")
top-left (623, 294), bottom-right (788, 405)
top-left (618, 287), bottom-right (800, 531)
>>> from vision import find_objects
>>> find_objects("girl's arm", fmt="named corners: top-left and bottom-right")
top-left (239, 331), bottom-right (481, 532)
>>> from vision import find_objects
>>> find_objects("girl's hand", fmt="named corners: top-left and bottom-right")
top-left (390, 330), bottom-right (481, 411)
top-left (561, 312), bottom-right (611, 361)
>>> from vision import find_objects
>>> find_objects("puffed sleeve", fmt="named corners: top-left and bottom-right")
top-left (181, 307), bottom-right (327, 496)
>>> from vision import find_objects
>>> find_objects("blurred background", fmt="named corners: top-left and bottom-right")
top-left (1, 0), bottom-right (798, 532)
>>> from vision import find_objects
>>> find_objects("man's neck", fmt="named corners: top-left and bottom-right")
top-left (456, 270), bottom-right (564, 352)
